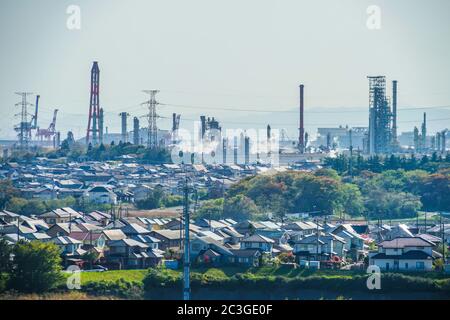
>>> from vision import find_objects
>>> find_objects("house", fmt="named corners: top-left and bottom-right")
top-left (131, 184), bottom-right (153, 202)
top-left (369, 237), bottom-right (440, 272)
top-left (293, 232), bottom-right (346, 263)
top-left (149, 229), bottom-right (186, 250)
top-left (106, 238), bottom-right (163, 269)
top-left (383, 224), bottom-right (414, 240)
top-left (102, 229), bottom-right (127, 243)
top-left (131, 235), bottom-right (161, 250)
top-left (46, 223), bottom-right (83, 237)
top-left (331, 224), bottom-right (366, 260)
top-left (240, 234), bottom-right (275, 254)
top-left (39, 208), bottom-right (81, 225)
top-left (50, 236), bottom-right (85, 258)
top-left (0, 210), bottom-right (19, 224)
top-left (68, 232), bottom-right (106, 251)
top-left (120, 223), bottom-right (151, 237)
top-left (84, 185), bottom-right (117, 205)
top-left (228, 249), bottom-right (262, 267)
top-left (283, 221), bottom-right (319, 240)
top-left (24, 232), bottom-right (51, 241)
top-left (190, 236), bottom-right (233, 263)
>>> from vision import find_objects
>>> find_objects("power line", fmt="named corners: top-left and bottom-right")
top-left (160, 102), bottom-right (450, 114)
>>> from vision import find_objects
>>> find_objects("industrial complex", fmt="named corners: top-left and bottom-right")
top-left (2, 62), bottom-right (449, 163)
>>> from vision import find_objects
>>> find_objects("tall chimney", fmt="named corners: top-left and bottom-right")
top-left (421, 112), bottom-right (427, 150)
top-left (299, 84), bottom-right (305, 153)
top-left (133, 117), bottom-right (140, 145)
top-left (392, 80), bottom-right (398, 144)
top-left (99, 108), bottom-right (104, 144)
top-left (120, 112), bottom-right (129, 143)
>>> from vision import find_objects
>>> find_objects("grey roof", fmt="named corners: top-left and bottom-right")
top-left (229, 249), bottom-right (261, 258)
top-left (371, 250), bottom-right (432, 260)
top-left (108, 238), bottom-right (148, 248)
top-left (378, 237), bottom-right (434, 249)
top-left (120, 223), bottom-right (151, 235)
top-left (242, 234), bottom-right (275, 243)
top-left (51, 236), bottom-right (82, 245)
top-left (132, 235), bottom-right (160, 244)
top-left (102, 229), bottom-right (127, 241)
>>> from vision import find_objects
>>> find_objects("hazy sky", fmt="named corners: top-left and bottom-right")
top-left (1, 0), bottom-right (449, 140)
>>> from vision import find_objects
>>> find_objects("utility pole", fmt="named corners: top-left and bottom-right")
top-left (316, 217), bottom-right (320, 262)
top-left (349, 129), bottom-right (353, 176)
top-left (142, 90), bottom-right (160, 149)
top-left (441, 212), bottom-right (446, 265)
top-left (182, 176), bottom-right (192, 301)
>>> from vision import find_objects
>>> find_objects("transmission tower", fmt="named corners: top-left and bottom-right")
top-left (86, 62), bottom-right (101, 145)
top-left (142, 90), bottom-right (160, 149)
top-left (14, 92), bottom-right (34, 150)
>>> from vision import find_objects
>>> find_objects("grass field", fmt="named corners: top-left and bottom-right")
top-left (80, 270), bottom-right (148, 284)
top-left (77, 265), bottom-right (450, 284)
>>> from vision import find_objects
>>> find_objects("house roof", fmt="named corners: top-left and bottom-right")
top-left (229, 249), bottom-right (261, 258)
top-left (132, 235), bottom-right (160, 244)
top-left (109, 238), bottom-right (148, 248)
top-left (102, 229), bottom-right (127, 241)
top-left (49, 223), bottom-right (83, 234)
top-left (52, 236), bottom-right (82, 245)
top-left (121, 223), bottom-right (151, 235)
top-left (203, 248), bottom-right (221, 257)
top-left (370, 250), bottom-right (433, 260)
top-left (378, 237), bottom-right (434, 249)
top-left (68, 232), bottom-right (104, 242)
top-left (242, 234), bottom-right (275, 243)
top-left (0, 210), bottom-right (19, 218)
top-left (416, 233), bottom-right (441, 244)
top-left (150, 229), bottom-right (184, 240)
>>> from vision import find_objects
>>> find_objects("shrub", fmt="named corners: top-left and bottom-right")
top-left (9, 241), bottom-right (63, 293)
top-left (82, 279), bottom-right (143, 299)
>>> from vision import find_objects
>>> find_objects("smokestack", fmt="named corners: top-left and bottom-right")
top-left (120, 112), bottom-right (129, 143)
top-left (173, 113), bottom-right (177, 132)
top-left (223, 138), bottom-right (227, 164)
top-left (54, 132), bottom-right (61, 149)
top-left (99, 108), bottom-right (104, 144)
top-left (244, 136), bottom-right (250, 165)
top-left (299, 84), bottom-right (305, 153)
top-left (392, 80), bottom-right (398, 144)
top-left (133, 117), bottom-right (140, 145)
top-left (442, 130), bottom-right (447, 153)
top-left (200, 116), bottom-right (206, 140)
top-left (436, 132), bottom-right (441, 151)
top-left (421, 112), bottom-right (427, 150)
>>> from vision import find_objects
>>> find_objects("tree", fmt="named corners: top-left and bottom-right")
top-left (338, 183), bottom-right (365, 217)
top-left (0, 239), bottom-right (13, 273)
top-left (5, 197), bottom-right (28, 214)
top-left (0, 180), bottom-right (19, 209)
top-left (135, 187), bottom-right (165, 210)
top-left (420, 173), bottom-right (450, 211)
top-left (224, 195), bottom-right (260, 221)
top-left (195, 198), bottom-right (224, 220)
top-left (10, 241), bottom-right (63, 293)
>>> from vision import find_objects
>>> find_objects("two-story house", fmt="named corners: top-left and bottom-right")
top-left (369, 237), bottom-right (439, 271)
top-left (107, 238), bottom-right (162, 269)
top-left (240, 234), bottom-right (275, 254)
top-left (293, 232), bottom-right (346, 262)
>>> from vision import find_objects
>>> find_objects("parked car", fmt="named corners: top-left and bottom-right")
top-left (83, 265), bottom-right (108, 272)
